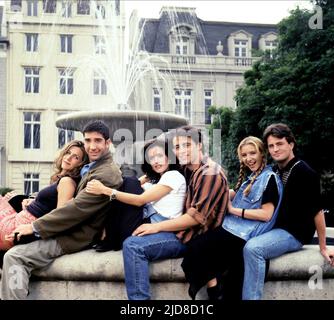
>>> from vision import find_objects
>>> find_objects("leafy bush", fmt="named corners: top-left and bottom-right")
top-left (0, 187), bottom-right (13, 196)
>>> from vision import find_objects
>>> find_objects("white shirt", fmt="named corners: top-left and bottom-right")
top-left (143, 170), bottom-right (186, 219)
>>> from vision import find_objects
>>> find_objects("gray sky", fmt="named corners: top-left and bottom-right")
top-left (124, 0), bottom-right (313, 24)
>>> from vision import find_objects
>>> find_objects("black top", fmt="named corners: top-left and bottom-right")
top-left (261, 175), bottom-right (279, 208)
top-left (26, 182), bottom-right (59, 218)
top-left (26, 176), bottom-right (81, 218)
top-left (273, 158), bottom-right (322, 244)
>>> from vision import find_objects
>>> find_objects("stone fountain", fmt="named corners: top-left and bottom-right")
top-left (56, 109), bottom-right (188, 176)
top-left (54, 2), bottom-right (188, 176)
top-left (56, 110), bottom-right (188, 143)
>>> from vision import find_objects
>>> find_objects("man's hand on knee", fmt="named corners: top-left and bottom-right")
top-left (6, 224), bottom-right (34, 242)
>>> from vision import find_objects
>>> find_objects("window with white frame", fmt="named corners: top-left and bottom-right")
top-left (24, 67), bottom-right (40, 93)
top-left (61, 1), bottom-right (72, 18)
top-left (27, 0), bottom-right (38, 16)
top-left (58, 68), bottom-right (74, 95)
top-left (24, 112), bottom-right (40, 149)
top-left (43, 0), bottom-right (56, 13)
top-left (265, 40), bottom-right (278, 51)
top-left (60, 34), bottom-right (73, 53)
top-left (77, 0), bottom-right (90, 15)
top-left (93, 72), bottom-right (107, 95)
top-left (264, 40), bottom-right (278, 58)
top-left (24, 173), bottom-right (39, 195)
top-left (57, 112), bottom-right (75, 148)
top-left (204, 90), bottom-right (213, 124)
top-left (175, 91), bottom-right (181, 114)
top-left (153, 88), bottom-right (161, 112)
top-left (94, 36), bottom-right (106, 54)
top-left (175, 89), bottom-right (192, 120)
top-left (26, 33), bottom-right (38, 52)
top-left (95, 4), bottom-right (106, 19)
top-left (176, 37), bottom-right (189, 55)
top-left (234, 40), bottom-right (248, 57)
top-left (11, 0), bottom-right (22, 11)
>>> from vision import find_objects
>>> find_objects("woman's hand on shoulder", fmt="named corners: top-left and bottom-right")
top-left (86, 179), bottom-right (108, 195)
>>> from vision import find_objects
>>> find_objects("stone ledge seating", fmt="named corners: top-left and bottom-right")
top-left (1, 229), bottom-right (334, 300)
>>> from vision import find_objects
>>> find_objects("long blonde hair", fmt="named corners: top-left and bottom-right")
top-left (234, 136), bottom-right (267, 196)
top-left (50, 140), bottom-right (88, 183)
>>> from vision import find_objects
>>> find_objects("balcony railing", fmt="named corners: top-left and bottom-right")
top-left (154, 54), bottom-right (259, 70)
top-left (234, 57), bottom-right (253, 66)
top-left (171, 55), bottom-right (196, 64)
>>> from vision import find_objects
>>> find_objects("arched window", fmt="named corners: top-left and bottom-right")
top-left (228, 30), bottom-right (253, 66)
top-left (169, 24), bottom-right (196, 56)
top-left (259, 32), bottom-right (278, 58)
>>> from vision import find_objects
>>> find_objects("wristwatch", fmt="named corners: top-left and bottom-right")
top-left (109, 189), bottom-right (117, 201)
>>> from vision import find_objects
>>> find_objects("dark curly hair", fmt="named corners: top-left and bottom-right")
top-left (141, 136), bottom-right (182, 184)
top-left (82, 120), bottom-right (110, 140)
top-left (263, 123), bottom-right (296, 150)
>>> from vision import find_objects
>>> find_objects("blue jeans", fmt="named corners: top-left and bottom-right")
top-left (242, 228), bottom-right (303, 300)
top-left (123, 232), bottom-right (186, 300)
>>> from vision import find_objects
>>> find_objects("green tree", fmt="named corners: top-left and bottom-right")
top-left (210, 0), bottom-right (334, 212)
top-left (208, 106), bottom-right (239, 185)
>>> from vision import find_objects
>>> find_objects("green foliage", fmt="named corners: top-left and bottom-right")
top-left (210, 1), bottom-right (334, 208)
top-left (208, 106), bottom-right (239, 186)
top-left (251, 48), bottom-right (264, 57)
top-left (0, 187), bottom-right (13, 196)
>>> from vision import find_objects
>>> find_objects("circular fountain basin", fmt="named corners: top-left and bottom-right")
top-left (56, 110), bottom-right (188, 142)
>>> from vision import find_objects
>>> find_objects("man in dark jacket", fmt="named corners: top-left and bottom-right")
top-left (1, 121), bottom-right (123, 299)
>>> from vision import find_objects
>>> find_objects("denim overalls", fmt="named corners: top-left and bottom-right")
top-left (223, 165), bottom-right (283, 241)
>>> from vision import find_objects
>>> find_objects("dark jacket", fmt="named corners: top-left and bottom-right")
top-left (273, 158), bottom-right (322, 244)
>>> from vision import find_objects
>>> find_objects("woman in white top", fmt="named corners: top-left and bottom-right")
top-left (87, 136), bottom-right (187, 300)
top-left (86, 137), bottom-right (186, 224)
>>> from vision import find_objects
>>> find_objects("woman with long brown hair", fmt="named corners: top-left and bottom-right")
top-left (0, 140), bottom-right (88, 250)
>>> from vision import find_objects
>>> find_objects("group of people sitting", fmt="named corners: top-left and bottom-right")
top-left (0, 120), bottom-right (333, 300)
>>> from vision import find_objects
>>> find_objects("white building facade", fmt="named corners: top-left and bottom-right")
top-left (0, 6), bottom-right (9, 188)
top-left (3, 3), bottom-right (277, 193)
top-left (132, 7), bottom-right (278, 129)
top-left (4, 0), bottom-right (124, 193)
